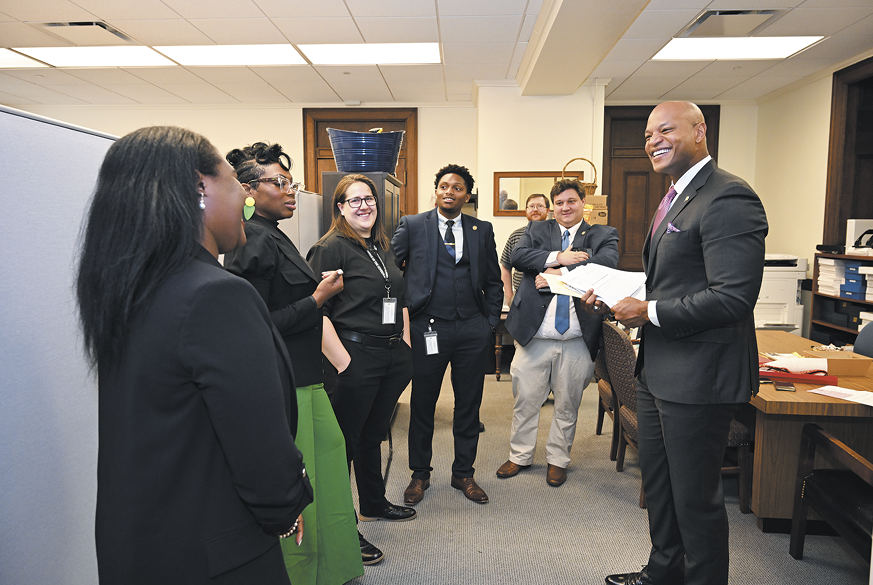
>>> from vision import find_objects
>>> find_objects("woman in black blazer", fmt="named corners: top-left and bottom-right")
top-left (223, 143), bottom-right (365, 579)
top-left (76, 127), bottom-right (312, 585)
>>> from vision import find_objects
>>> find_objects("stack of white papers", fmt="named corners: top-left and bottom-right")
top-left (542, 264), bottom-right (647, 308)
top-left (808, 386), bottom-right (873, 407)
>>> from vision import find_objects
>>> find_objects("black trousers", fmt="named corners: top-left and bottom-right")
top-left (408, 313), bottom-right (492, 480)
top-left (636, 368), bottom-right (737, 585)
top-left (324, 338), bottom-right (413, 515)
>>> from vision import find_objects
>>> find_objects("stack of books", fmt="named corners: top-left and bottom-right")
top-left (860, 311), bottom-right (873, 331)
top-left (817, 257), bottom-right (846, 296)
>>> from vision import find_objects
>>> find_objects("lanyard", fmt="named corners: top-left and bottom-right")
top-left (365, 243), bottom-right (392, 298)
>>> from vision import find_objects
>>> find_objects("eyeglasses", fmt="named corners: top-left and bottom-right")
top-left (343, 195), bottom-right (377, 208)
top-left (526, 204), bottom-right (547, 210)
top-left (249, 175), bottom-right (300, 194)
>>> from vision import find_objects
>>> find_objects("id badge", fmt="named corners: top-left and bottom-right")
top-left (382, 297), bottom-right (397, 324)
top-left (424, 331), bottom-right (439, 355)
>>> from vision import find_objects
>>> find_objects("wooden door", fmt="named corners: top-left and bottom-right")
top-left (603, 105), bottom-right (720, 271)
top-left (303, 108), bottom-right (417, 217)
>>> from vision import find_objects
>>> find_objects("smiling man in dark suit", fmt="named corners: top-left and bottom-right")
top-left (392, 164), bottom-right (503, 506)
top-left (583, 101), bottom-right (768, 585)
top-left (497, 179), bottom-right (618, 487)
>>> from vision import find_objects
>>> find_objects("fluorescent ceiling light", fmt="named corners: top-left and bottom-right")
top-left (652, 37), bottom-right (823, 60)
top-left (155, 44), bottom-right (306, 66)
top-left (12, 46), bottom-right (174, 67)
top-left (0, 49), bottom-right (48, 68)
top-left (299, 43), bottom-right (440, 65)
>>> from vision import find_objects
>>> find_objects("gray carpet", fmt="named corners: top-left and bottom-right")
top-left (348, 366), bottom-right (870, 585)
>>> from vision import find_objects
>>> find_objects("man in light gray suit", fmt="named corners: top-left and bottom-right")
top-left (583, 101), bottom-right (768, 585)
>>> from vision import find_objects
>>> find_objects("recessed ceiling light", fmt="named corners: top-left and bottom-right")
top-left (652, 37), bottom-right (823, 60)
top-left (298, 43), bottom-right (440, 65)
top-left (12, 46), bottom-right (174, 67)
top-left (0, 49), bottom-right (48, 68)
top-left (154, 44), bottom-right (306, 66)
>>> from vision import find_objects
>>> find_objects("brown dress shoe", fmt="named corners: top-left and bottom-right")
top-left (546, 464), bottom-right (567, 487)
top-left (496, 460), bottom-right (531, 478)
top-left (451, 475), bottom-right (489, 503)
top-left (403, 478), bottom-right (430, 505)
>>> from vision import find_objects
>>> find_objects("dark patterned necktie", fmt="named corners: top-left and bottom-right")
top-left (444, 220), bottom-right (456, 262)
top-left (651, 186), bottom-right (678, 238)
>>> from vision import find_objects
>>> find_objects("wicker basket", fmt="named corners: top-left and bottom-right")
top-left (561, 157), bottom-right (598, 197)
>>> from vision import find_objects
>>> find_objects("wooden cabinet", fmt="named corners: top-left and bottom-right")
top-left (809, 253), bottom-right (873, 345)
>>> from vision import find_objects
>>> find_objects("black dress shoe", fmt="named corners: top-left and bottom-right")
top-left (358, 532), bottom-right (384, 565)
top-left (605, 566), bottom-right (683, 585)
top-left (479, 422), bottom-right (485, 432)
top-left (359, 503), bottom-right (416, 522)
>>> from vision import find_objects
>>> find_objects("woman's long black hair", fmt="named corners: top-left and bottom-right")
top-left (76, 126), bottom-right (222, 368)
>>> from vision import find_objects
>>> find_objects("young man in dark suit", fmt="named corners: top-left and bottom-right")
top-left (392, 164), bottom-right (503, 505)
top-left (497, 179), bottom-right (618, 487)
top-left (583, 101), bottom-right (768, 585)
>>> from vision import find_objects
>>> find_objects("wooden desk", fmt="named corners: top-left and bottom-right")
top-left (751, 330), bottom-right (873, 531)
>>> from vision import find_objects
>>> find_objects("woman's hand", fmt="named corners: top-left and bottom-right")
top-left (312, 270), bottom-right (343, 308)
top-left (294, 515), bottom-right (304, 546)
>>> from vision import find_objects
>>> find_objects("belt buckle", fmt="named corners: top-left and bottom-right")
top-left (388, 337), bottom-right (400, 349)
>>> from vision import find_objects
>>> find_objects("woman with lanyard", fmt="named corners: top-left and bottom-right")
top-left (307, 174), bottom-right (415, 565)
top-left (223, 142), bottom-right (363, 582)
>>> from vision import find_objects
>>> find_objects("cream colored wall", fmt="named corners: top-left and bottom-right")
top-left (416, 106), bottom-right (477, 212)
top-left (755, 76), bottom-right (833, 269)
top-left (476, 83), bottom-right (604, 249)
top-left (716, 104), bottom-right (758, 189)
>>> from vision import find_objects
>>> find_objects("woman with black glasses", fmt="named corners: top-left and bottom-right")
top-left (307, 175), bottom-right (415, 566)
top-left (223, 143), bottom-right (364, 583)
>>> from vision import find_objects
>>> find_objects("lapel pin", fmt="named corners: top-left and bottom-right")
top-left (473, 226), bottom-right (477, 230)
top-left (581, 231), bottom-right (586, 235)
top-left (684, 196), bottom-right (689, 202)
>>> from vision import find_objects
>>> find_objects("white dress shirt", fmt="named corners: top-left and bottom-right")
top-left (437, 210), bottom-right (464, 262)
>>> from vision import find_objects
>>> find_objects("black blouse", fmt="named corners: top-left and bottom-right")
top-left (307, 231), bottom-right (406, 337)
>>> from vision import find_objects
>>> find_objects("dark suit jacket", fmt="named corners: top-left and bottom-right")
top-left (96, 247), bottom-right (313, 585)
top-left (392, 208), bottom-right (504, 328)
top-left (224, 214), bottom-right (323, 386)
top-left (505, 219), bottom-right (619, 357)
top-left (639, 160), bottom-right (768, 405)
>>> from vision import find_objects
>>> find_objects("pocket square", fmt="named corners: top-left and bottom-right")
top-left (666, 222), bottom-right (681, 233)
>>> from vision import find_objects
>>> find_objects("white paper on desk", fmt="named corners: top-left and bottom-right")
top-left (808, 386), bottom-right (873, 407)
top-left (764, 357), bottom-right (828, 373)
top-left (557, 264), bottom-right (647, 307)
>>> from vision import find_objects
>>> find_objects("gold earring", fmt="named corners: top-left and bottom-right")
top-left (244, 197), bottom-right (255, 220)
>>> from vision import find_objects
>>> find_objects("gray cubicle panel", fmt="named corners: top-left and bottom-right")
top-left (0, 106), bottom-right (115, 585)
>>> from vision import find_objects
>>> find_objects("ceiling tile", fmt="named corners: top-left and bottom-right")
top-left (68, 0), bottom-right (180, 20)
top-left (207, 81), bottom-right (290, 103)
top-left (104, 83), bottom-right (189, 103)
top-left (607, 75), bottom-right (690, 96)
top-left (160, 82), bottom-right (239, 103)
top-left (185, 66), bottom-right (267, 83)
top-left (0, 11), bottom-right (15, 22)
top-left (253, 0), bottom-right (350, 18)
top-left (603, 77), bottom-right (627, 97)
top-left (706, 0), bottom-right (804, 9)
top-left (799, 0), bottom-right (873, 7)
top-left (0, 22), bottom-right (71, 47)
top-left (0, 89), bottom-right (36, 104)
top-left (43, 84), bottom-right (137, 104)
top-left (378, 64), bottom-right (444, 83)
top-left (795, 35), bottom-right (873, 62)
top-left (0, 0), bottom-right (97, 22)
top-left (0, 73), bottom-right (89, 102)
top-left (444, 63), bottom-right (508, 82)
top-left (693, 60), bottom-right (780, 77)
top-left (526, 0), bottom-right (544, 15)
top-left (663, 74), bottom-right (745, 99)
top-left (442, 43), bottom-right (514, 65)
top-left (124, 67), bottom-right (204, 84)
top-left (519, 14), bottom-right (536, 41)
top-left (511, 42), bottom-right (527, 64)
top-left (761, 7), bottom-right (873, 36)
top-left (355, 17), bottom-right (439, 43)
top-left (345, 0), bottom-right (435, 17)
top-left (271, 18), bottom-right (363, 44)
top-left (332, 80), bottom-right (394, 102)
top-left (716, 75), bottom-right (800, 100)
top-left (644, 0), bottom-right (709, 9)
top-left (108, 19), bottom-right (214, 46)
top-left (3, 67), bottom-right (90, 85)
top-left (251, 65), bottom-right (340, 101)
top-left (590, 60), bottom-right (642, 79)
top-left (386, 81), bottom-right (446, 102)
top-left (507, 62), bottom-right (520, 78)
top-left (762, 57), bottom-right (836, 77)
top-left (621, 9), bottom-right (702, 39)
top-left (630, 60), bottom-right (710, 78)
top-left (832, 14), bottom-right (873, 37)
top-left (439, 15), bottom-right (524, 43)
top-left (437, 0), bottom-right (527, 16)
top-left (189, 18), bottom-right (288, 44)
top-left (63, 68), bottom-right (150, 84)
top-left (445, 78), bottom-right (473, 95)
top-left (314, 65), bottom-right (385, 84)
top-left (160, 0), bottom-right (264, 19)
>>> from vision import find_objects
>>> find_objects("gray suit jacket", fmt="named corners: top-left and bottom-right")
top-left (505, 219), bottom-right (619, 358)
top-left (639, 160), bottom-right (768, 405)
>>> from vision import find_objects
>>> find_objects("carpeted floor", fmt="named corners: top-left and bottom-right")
top-left (347, 363), bottom-right (870, 585)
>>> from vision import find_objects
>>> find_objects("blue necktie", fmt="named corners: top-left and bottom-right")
top-left (555, 229), bottom-right (570, 334)
top-left (444, 220), bottom-right (456, 262)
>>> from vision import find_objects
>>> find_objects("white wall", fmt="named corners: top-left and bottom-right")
top-left (417, 106), bottom-right (478, 211)
top-left (755, 76), bottom-right (833, 267)
top-left (717, 104), bottom-right (758, 189)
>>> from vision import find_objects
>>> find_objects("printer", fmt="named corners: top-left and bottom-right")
top-left (754, 254), bottom-right (808, 336)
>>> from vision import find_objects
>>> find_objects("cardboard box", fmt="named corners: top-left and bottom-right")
top-left (586, 195), bottom-right (608, 209)
top-left (588, 209), bottom-right (609, 225)
top-left (803, 350), bottom-right (873, 376)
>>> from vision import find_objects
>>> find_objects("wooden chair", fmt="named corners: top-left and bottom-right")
top-left (593, 349), bottom-right (619, 462)
top-left (601, 320), bottom-right (753, 513)
top-left (790, 423), bottom-right (873, 561)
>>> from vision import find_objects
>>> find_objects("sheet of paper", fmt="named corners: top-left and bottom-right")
top-left (808, 386), bottom-right (873, 407)
top-left (540, 273), bottom-right (581, 297)
top-left (557, 263), bottom-right (647, 307)
top-left (763, 357), bottom-right (828, 373)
